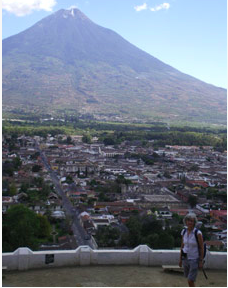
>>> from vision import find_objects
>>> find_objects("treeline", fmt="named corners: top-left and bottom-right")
top-left (100, 130), bottom-right (226, 150)
top-left (3, 120), bottom-right (227, 150)
top-left (94, 214), bottom-right (183, 249)
top-left (2, 123), bottom-right (67, 138)
top-left (3, 117), bottom-right (227, 134)
top-left (119, 214), bottom-right (209, 249)
top-left (120, 215), bottom-right (183, 249)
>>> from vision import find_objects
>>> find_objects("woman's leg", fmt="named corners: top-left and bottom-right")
top-left (187, 259), bottom-right (199, 287)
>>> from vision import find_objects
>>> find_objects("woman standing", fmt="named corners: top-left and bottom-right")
top-left (179, 213), bottom-right (204, 287)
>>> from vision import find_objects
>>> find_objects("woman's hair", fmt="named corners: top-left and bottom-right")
top-left (183, 212), bottom-right (198, 226)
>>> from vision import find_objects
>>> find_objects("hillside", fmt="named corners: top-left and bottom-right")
top-left (2, 8), bottom-right (227, 124)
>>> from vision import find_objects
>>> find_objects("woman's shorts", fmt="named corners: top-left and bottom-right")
top-left (182, 258), bottom-right (199, 282)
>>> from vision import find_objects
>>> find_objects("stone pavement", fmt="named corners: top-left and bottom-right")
top-left (2, 265), bottom-right (227, 287)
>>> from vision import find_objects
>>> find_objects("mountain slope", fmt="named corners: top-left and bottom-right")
top-left (2, 8), bottom-right (227, 124)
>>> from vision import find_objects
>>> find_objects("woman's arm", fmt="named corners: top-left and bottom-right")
top-left (179, 236), bottom-right (184, 267)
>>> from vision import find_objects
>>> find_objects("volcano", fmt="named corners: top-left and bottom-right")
top-left (2, 8), bottom-right (226, 124)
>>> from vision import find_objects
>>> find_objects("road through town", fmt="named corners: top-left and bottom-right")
top-left (35, 141), bottom-right (96, 249)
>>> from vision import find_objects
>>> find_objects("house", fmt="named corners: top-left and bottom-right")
top-left (58, 235), bottom-right (78, 249)
top-left (156, 207), bottom-right (173, 219)
top-left (70, 135), bottom-right (83, 143)
top-left (66, 191), bottom-right (83, 199)
top-left (2, 196), bottom-right (17, 213)
top-left (79, 211), bottom-right (91, 225)
top-left (93, 218), bottom-right (110, 229)
top-left (48, 199), bottom-right (63, 211)
top-left (83, 219), bottom-right (96, 234)
top-left (51, 210), bottom-right (66, 219)
top-left (186, 180), bottom-right (209, 189)
top-left (94, 201), bottom-right (141, 216)
top-left (118, 211), bottom-right (131, 223)
top-left (100, 148), bottom-right (125, 158)
top-left (14, 192), bottom-right (28, 203)
top-left (170, 208), bottom-right (201, 217)
top-left (196, 203), bottom-right (210, 214)
top-left (95, 201), bottom-right (135, 209)
top-left (205, 240), bottom-right (225, 250)
top-left (29, 202), bottom-right (46, 215)
top-left (48, 192), bottom-right (59, 200)
top-left (176, 190), bottom-right (191, 202)
top-left (210, 210), bottom-right (227, 223)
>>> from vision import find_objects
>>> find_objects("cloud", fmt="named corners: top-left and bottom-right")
top-left (134, 3), bottom-right (147, 12)
top-left (67, 5), bottom-right (78, 10)
top-left (2, 0), bottom-right (57, 16)
top-left (134, 2), bottom-right (170, 13)
top-left (150, 2), bottom-right (170, 12)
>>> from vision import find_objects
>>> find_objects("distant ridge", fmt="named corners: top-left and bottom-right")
top-left (2, 8), bottom-right (227, 124)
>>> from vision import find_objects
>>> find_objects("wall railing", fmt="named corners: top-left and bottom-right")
top-left (2, 245), bottom-right (227, 271)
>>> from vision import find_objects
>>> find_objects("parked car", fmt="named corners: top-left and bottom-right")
top-left (84, 234), bottom-right (91, 240)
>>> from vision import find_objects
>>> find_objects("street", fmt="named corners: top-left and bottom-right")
top-left (35, 141), bottom-right (96, 249)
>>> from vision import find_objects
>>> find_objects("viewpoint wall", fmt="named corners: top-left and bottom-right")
top-left (2, 245), bottom-right (227, 271)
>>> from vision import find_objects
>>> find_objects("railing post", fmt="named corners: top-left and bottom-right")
top-left (139, 245), bottom-right (150, 266)
top-left (80, 246), bottom-right (91, 266)
top-left (14, 247), bottom-right (33, 270)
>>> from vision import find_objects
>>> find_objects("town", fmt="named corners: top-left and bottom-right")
top-left (2, 131), bottom-right (227, 252)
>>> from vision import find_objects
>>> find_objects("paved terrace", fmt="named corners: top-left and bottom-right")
top-left (2, 245), bottom-right (226, 287)
top-left (2, 265), bottom-right (227, 287)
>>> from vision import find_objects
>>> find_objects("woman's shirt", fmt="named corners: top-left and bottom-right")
top-left (181, 227), bottom-right (202, 260)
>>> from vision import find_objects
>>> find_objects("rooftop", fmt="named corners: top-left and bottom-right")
top-left (2, 265), bottom-right (227, 287)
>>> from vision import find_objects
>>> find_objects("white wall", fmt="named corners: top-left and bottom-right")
top-left (2, 245), bottom-right (227, 271)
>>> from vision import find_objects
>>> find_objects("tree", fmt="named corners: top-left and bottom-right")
top-left (180, 174), bottom-right (186, 184)
top-left (3, 204), bottom-right (40, 252)
top-left (169, 225), bottom-right (183, 247)
top-left (163, 171), bottom-right (172, 179)
top-left (2, 162), bottom-right (14, 176)
top-left (141, 155), bottom-right (154, 165)
top-left (145, 233), bottom-right (160, 249)
top-left (200, 224), bottom-right (209, 241)
top-left (116, 175), bottom-right (132, 185)
top-left (44, 208), bottom-right (52, 222)
top-left (188, 164), bottom-right (199, 172)
top-left (90, 179), bottom-right (98, 186)
top-left (157, 232), bottom-right (175, 249)
top-left (66, 175), bottom-right (73, 184)
top-left (20, 182), bottom-right (30, 193)
top-left (66, 136), bottom-right (72, 144)
top-left (103, 137), bottom-right (116, 146)
top-left (82, 134), bottom-right (91, 144)
top-left (32, 164), bottom-right (42, 173)
top-left (172, 213), bottom-right (184, 224)
top-left (33, 177), bottom-right (44, 187)
top-left (12, 156), bottom-right (22, 169)
top-left (96, 226), bottom-right (120, 247)
top-left (37, 215), bottom-right (51, 238)
top-left (8, 183), bottom-right (17, 196)
top-left (188, 195), bottom-right (197, 208)
top-left (2, 179), bottom-right (9, 196)
top-left (125, 216), bottom-right (142, 247)
top-left (141, 216), bottom-right (163, 237)
top-left (30, 152), bottom-right (40, 160)
top-left (98, 192), bottom-right (110, 202)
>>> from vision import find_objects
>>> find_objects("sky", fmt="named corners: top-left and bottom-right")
top-left (2, 0), bottom-right (227, 88)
